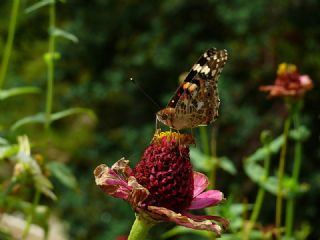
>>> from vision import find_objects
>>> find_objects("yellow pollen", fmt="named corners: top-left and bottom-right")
top-left (277, 63), bottom-right (297, 75)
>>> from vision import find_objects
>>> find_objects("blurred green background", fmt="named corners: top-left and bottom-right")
top-left (0, 0), bottom-right (319, 239)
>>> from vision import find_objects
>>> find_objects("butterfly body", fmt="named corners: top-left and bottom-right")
top-left (156, 48), bottom-right (228, 130)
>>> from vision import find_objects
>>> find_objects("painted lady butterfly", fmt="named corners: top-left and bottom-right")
top-left (156, 48), bottom-right (228, 130)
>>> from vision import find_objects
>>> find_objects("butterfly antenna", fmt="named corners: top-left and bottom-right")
top-left (130, 77), bottom-right (161, 110)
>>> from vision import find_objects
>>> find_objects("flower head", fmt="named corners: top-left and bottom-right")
top-left (260, 63), bottom-right (313, 98)
top-left (94, 132), bottom-right (228, 236)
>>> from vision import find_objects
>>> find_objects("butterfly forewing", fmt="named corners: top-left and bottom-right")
top-left (156, 48), bottom-right (228, 130)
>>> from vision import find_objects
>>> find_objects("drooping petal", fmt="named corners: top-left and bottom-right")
top-left (188, 190), bottom-right (223, 210)
top-left (127, 176), bottom-right (149, 208)
top-left (112, 158), bottom-right (133, 177)
top-left (94, 163), bottom-right (132, 199)
top-left (183, 212), bottom-right (229, 229)
top-left (193, 171), bottom-right (209, 198)
top-left (147, 206), bottom-right (222, 236)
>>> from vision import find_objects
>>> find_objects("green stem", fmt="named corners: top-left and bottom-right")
top-left (0, 0), bottom-right (20, 89)
top-left (246, 140), bottom-right (271, 239)
top-left (200, 127), bottom-right (217, 189)
top-left (210, 129), bottom-right (218, 189)
top-left (128, 215), bottom-right (154, 240)
top-left (275, 116), bottom-right (291, 236)
top-left (200, 127), bottom-right (210, 156)
top-left (285, 105), bottom-right (302, 238)
top-left (22, 189), bottom-right (41, 239)
top-left (45, 1), bottom-right (56, 130)
top-left (0, 178), bottom-right (18, 208)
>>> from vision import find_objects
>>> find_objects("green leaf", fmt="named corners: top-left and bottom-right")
top-left (219, 156), bottom-right (237, 175)
top-left (50, 107), bottom-right (96, 122)
top-left (47, 162), bottom-right (78, 190)
top-left (289, 125), bottom-right (310, 141)
top-left (0, 87), bottom-right (40, 100)
top-left (244, 126), bottom-right (311, 196)
top-left (11, 113), bottom-right (46, 131)
top-left (189, 147), bottom-right (210, 171)
top-left (1, 196), bottom-right (50, 227)
top-left (51, 27), bottom-right (79, 43)
top-left (0, 137), bottom-right (9, 145)
top-left (245, 134), bottom-right (284, 164)
top-left (0, 145), bottom-right (19, 160)
top-left (11, 108), bottom-right (96, 131)
top-left (43, 52), bottom-right (61, 62)
top-left (34, 174), bottom-right (57, 200)
top-left (24, 0), bottom-right (54, 14)
top-left (161, 226), bottom-right (210, 239)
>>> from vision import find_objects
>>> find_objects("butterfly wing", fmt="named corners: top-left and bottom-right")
top-left (172, 48), bottom-right (228, 126)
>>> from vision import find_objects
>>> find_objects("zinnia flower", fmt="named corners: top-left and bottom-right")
top-left (260, 63), bottom-right (313, 97)
top-left (94, 132), bottom-right (228, 236)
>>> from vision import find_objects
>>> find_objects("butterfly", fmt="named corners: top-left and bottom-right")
top-left (156, 48), bottom-right (228, 130)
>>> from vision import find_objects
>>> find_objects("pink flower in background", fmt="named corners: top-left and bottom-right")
top-left (260, 63), bottom-right (313, 97)
top-left (94, 132), bottom-right (228, 236)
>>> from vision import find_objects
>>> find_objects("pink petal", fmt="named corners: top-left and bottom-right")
top-left (193, 171), bottom-right (209, 197)
top-left (94, 163), bottom-right (132, 200)
top-left (299, 75), bottom-right (313, 88)
top-left (147, 206), bottom-right (222, 236)
top-left (189, 190), bottom-right (223, 210)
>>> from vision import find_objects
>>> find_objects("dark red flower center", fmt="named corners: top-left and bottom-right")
top-left (133, 135), bottom-right (194, 212)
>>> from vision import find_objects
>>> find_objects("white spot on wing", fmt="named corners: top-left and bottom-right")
top-left (197, 102), bottom-right (204, 110)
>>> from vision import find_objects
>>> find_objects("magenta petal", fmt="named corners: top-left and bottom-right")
top-left (193, 171), bottom-right (209, 198)
top-left (188, 190), bottom-right (223, 210)
top-left (94, 164), bottom-right (132, 200)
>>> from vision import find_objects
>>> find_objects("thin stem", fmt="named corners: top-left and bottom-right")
top-left (285, 103), bottom-right (302, 238)
top-left (22, 189), bottom-right (41, 239)
top-left (275, 117), bottom-right (291, 237)
top-left (45, 1), bottom-right (56, 130)
top-left (0, 178), bottom-right (18, 208)
top-left (200, 127), bottom-right (215, 189)
top-left (200, 127), bottom-right (210, 156)
top-left (246, 140), bottom-right (271, 239)
top-left (127, 215), bottom-right (154, 240)
top-left (210, 129), bottom-right (218, 189)
top-left (0, 0), bottom-right (20, 89)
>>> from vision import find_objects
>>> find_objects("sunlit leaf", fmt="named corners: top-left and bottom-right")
top-left (15, 138), bottom-right (56, 200)
top-left (0, 137), bottom-right (9, 145)
top-left (24, 0), bottom-right (54, 14)
top-left (43, 52), bottom-right (61, 62)
top-left (0, 145), bottom-right (19, 160)
top-left (51, 27), bottom-right (79, 43)
top-left (0, 87), bottom-right (40, 100)
top-left (47, 162), bottom-right (78, 190)
top-left (34, 174), bottom-right (57, 200)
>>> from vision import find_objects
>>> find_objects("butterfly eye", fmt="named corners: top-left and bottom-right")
top-left (161, 114), bottom-right (168, 120)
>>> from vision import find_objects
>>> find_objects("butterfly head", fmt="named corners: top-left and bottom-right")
top-left (156, 107), bottom-right (176, 128)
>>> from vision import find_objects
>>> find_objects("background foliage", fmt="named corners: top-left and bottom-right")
top-left (1, 0), bottom-right (319, 239)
